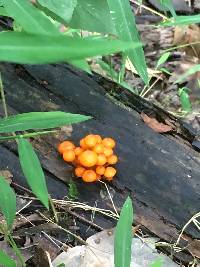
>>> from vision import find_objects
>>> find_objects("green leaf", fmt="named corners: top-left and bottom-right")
top-left (0, 32), bottom-right (136, 64)
top-left (0, 176), bottom-right (16, 229)
top-left (178, 87), bottom-right (192, 112)
top-left (156, 52), bottom-right (170, 68)
top-left (149, 258), bottom-right (163, 267)
top-left (3, 0), bottom-right (59, 35)
top-left (161, 15), bottom-right (200, 26)
top-left (38, 0), bottom-right (77, 23)
top-left (0, 111), bottom-right (91, 133)
top-left (0, 249), bottom-right (16, 267)
top-left (114, 196), bottom-right (133, 267)
top-left (18, 138), bottom-right (49, 209)
top-left (69, 0), bottom-right (116, 34)
top-left (158, 0), bottom-right (176, 17)
top-left (68, 59), bottom-right (92, 74)
top-left (68, 179), bottom-right (79, 200)
top-left (96, 59), bottom-right (136, 92)
top-left (174, 64), bottom-right (200, 84)
top-left (107, 0), bottom-right (148, 84)
top-left (0, 7), bottom-right (8, 16)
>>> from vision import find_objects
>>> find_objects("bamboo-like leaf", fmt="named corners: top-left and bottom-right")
top-left (161, 15), bottom-right (200, 26)
top-left (37, 0), bottom-right (77, 23)
top-left (68, 59), bottom-right (92, 74)
top-left (0, 176), bottom-right (16, 229)
top-left (69, 0), bottom-right (116, 34)
top-left (18, 138), bottom-right (49, 209)
top-left (158, 0), bottom-right (176, 17)
top-left (107, 0), bottom-right (148, 84)
top-left (0, 249), bottom-right (16, 267)
top-left (156, 52), bottom-right (170, 68)
top-left (3, 0), bottom-right (59, 35)
top-left (178, 87), bottom-right (192, 112)
top-left (0, 32), bottom-right (136, 64)
top-left (114, 197), bottom-right (133, 267)
top-left (0, 111), bottom-right (91, 133)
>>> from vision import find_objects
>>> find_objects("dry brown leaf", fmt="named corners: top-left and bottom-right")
top-left (141, 112), bottom-right (173, 133)
top-left (125, 58), bottom-right (162, 78)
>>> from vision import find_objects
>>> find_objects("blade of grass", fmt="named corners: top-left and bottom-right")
top-left (161, 15), bottom-right (200, 26)
top-left (0, 111), bottom-right (90, 133)
top-left (178, 87), bottom-right (192, 113)
top-left (114, 196), bottom-right (133, 267)
top-left (3, 0), bottom-right (59, 35)
top-left (69, 0), bottom-right (116, 34)
top-left (37, 0), bottom-right (77, 23)
top-left (18, 138), bottom-right (49, 209)
top-left (158, 0), bottom-right (176, 17)
top-left (0, 32), bottom-right (137, 64)
top-left (0, 176), bottom-right (16, 229)
top-left (107, 0), bottom-right (148, 84)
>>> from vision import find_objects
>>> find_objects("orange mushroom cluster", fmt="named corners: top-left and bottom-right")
top-left (57, 134), bottom-right (118, 182)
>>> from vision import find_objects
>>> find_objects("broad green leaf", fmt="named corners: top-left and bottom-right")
top-left (174, 64), bottom-right (200, 84)
top-left (161, 15), bottom-right (200, 26)
top-left (38, 0), bottom-right (77, 23)
top-left (0, 249), bottom-right (16, 267)
top-left (69, 0), bottom-right (116, 34)
top-left (3, 0), bottom-right (59, 35)
top-left (107, 0), bottom-right (148, 84)
top-left (0, 176), bottom-right (16, 229)
top-left (178, 87), bottom-right (192, 112)
top-left (18, 138), bottom-right (49, 209)
top-left (0, 111), bottom-right (91, 133)
top-left (156, 52), bottom-right (170, 68)
top-left (149, 258), bottom-right (163, 267)
top-left (0, 32), bottom-right (136, 64)
top-left (114, 197), bottom-right (133, 267)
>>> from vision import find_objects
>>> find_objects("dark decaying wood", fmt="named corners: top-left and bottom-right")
top-left (0, 63), bottom-right (199, 260)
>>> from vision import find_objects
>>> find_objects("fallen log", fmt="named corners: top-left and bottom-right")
top-left (0, 63), bottom-right (199, 262)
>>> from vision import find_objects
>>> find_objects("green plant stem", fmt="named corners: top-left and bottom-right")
top-left (118, 54), bottom-right (127, 84)
top-left (0, 130), bottom-right (57, 141)
top-left (49, 196), bottom-right (58, 223)
top-left (0, 224), bottom-right (26, 267)
top-left (163, 41), bottom-right (200, 53)
top-left (0, 72), bottom-right (8, 118)
top-left (7, 234), bottom-right (26, 267)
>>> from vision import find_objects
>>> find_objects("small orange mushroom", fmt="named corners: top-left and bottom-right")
top-left (82, 170), bottom-right (97, 182)
top-left (58, 141), bottom-right (75, 154)
top-left (58, 134), bottom-right (117, 182)
top-left (63, 150), bottom-right (75, 162)
top-left (104, 167), bottom-right (116, 180)
top-left (78, 150), bottom-right (98, 168)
